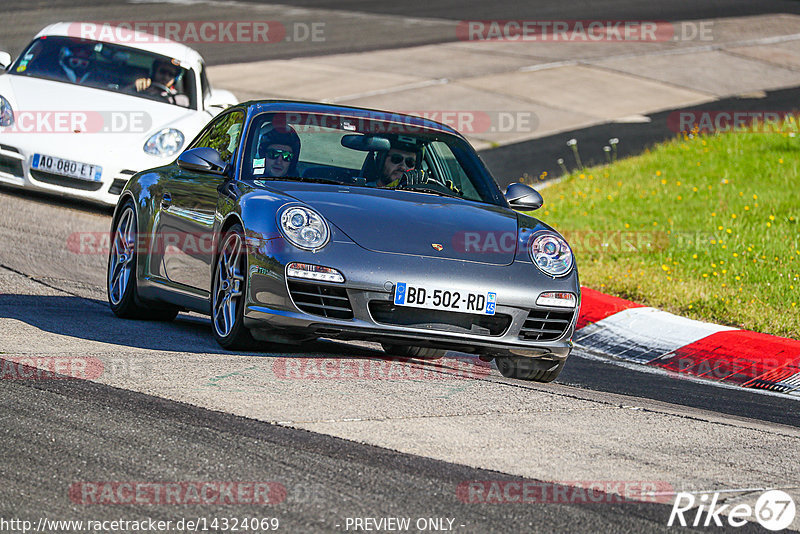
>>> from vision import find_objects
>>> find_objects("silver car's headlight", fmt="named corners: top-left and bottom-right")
top-left (279, 206), bottom-right (330, 251)
top-left (530, 232), bottom-right (573, 277)
top-left (143, 128), bottom-right (184, 157)
top-left (0, 95), bottom-right (14, 127)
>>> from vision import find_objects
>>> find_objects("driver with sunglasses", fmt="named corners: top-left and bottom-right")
top-left (133, 59), bottom-right (189, 107)
top-left (370, 136), bottom-right (461, 194)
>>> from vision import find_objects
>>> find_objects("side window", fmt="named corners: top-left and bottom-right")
top-left (189, 110), bottom-right (244, 164)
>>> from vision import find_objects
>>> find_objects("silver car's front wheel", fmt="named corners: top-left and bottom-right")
top-left (109, 206), bottom-right (135, 306)
top-left (107, 200), bottom-right (177, 321)
top-left (211, 224), bottom-right (258, 349)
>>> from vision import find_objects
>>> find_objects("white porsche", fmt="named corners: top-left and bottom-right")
top-left (0, 22), bottom-right (237, 205)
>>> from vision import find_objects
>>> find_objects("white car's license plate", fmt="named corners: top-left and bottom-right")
top-left (31, 154), bottom-right (102, 182)
top-left (393, 283), bottom-right (496, 315)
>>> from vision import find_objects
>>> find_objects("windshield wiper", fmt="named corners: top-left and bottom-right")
top-left (261, 176), bottom-right (343, 186)
top-left (395, 183), bottom-right (462, 199)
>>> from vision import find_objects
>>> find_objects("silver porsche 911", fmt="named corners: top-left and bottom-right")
top-left (107, 100), bottom-right (580, 382)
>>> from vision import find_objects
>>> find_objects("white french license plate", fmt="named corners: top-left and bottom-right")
top-left (31, 154), bottom-right (102, 182)
top-left (393, 283), bottom-right (496, 315)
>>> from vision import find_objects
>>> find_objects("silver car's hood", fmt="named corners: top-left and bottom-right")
top-left (271, 182), bottom-right (518, 265)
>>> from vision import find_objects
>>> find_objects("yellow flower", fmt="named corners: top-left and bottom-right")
top-left (753, 194), bottom-right (758, 200)
top-left (693, 187), bottom-right (698, 192)
top-left (717, 225), bottom-right (724, 230)
top-left (661, 264), bottom-right (669, 271)
top-left (779, 158), bottom-right (784, 163)
top-left (733, 253), bottom-right (738, 257)
top-left (656, 170), bottom-right (662, 176)
top-left (769, 215), bottom-right (775, 221)
top-left (731, 214), bottom-right (737, 219)
top-left (767, 222), bottom-right (772, 227)
top-left (711, 212), bottom-right (716, 217)
top-left (676, 181), bottom-right (681, 186)
top-left (661, 179), bottom-right (667, 185)
top-left (726, 228), bottom-right (732, 234)
top-left (745, 206), bottom-right (749, 211)
top-left (692, 254), bottom-right (698, 259)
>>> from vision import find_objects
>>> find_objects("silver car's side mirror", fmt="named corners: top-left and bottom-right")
top-left (505, 182), bottom-right (543, 210)
top-left (0, 52), bottom-right (12, 71)
top-left (177, 147), bottom-right (228, 175)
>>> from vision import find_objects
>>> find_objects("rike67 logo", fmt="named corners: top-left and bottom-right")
top-left (668, 490), bottom-right (796, 531)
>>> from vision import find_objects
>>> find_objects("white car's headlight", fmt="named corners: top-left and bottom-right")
top-left (143, 128), bottom-right (184, 157)
top-left (0, 95), bottom-right (14, 127)
top-left (530, 232), bottom-right (573, 277)
top-left (279, 206), bottom-right (330, 251)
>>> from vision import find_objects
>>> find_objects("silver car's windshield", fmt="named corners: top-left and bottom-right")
top-left (242, 112), bottom-right (506, 206)
top-left (9, 36), bottom-right (197, 109)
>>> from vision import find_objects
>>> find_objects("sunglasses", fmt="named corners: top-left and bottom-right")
top-left (388, 153), bottom-right (416, 167)
top-left (68, 57), bottom-right (89, 69)
top-left (266, 148), bottom-right (293, 162)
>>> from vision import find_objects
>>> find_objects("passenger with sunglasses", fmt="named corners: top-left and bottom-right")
top-left (256, 125), bottom-right (301, 177)
top-left (58, 43), bottom-right (94, 84)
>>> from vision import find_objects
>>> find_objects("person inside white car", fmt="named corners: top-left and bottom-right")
top-left (57, 42), bottom-right (94, 84)
top-left (133, 59), bottom-right (189, 107)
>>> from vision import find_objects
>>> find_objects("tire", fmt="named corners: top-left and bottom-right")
top-left (107, 201), bottom-right (178, 321)
top-left (211, 224), bottom-right (259, 350)
top-left (381, 344), bottom-right (446, 360)
top-left (495, 356), bottom-right (565, 382)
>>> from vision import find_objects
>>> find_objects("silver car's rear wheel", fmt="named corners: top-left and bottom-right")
top-left (212, 224), bottom-right (258, 349)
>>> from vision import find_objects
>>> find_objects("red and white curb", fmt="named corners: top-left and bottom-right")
top-left (574, 288), bottom-right (800, 396)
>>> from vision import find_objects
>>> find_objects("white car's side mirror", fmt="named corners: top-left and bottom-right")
top-left (0, 52), bottom-right (13, 71)
top-left (204, 88), bottom-right (237, 115)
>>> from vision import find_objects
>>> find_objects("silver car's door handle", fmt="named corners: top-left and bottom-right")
top-left (161, 192), bottom-right (172, 209)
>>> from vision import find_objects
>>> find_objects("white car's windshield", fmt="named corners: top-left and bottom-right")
top-left (10, 36), bottom-right (197, 109)
top-left (241, 112), bottom-right (506, 206)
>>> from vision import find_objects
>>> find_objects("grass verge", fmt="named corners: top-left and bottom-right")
top-left (530, 130), bottom-right (800, 339)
